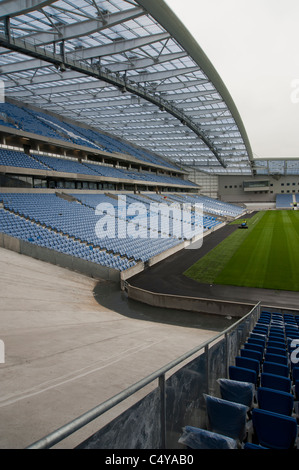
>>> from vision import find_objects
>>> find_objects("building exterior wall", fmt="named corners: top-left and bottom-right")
top-left (218, 175), bottom-right (299, 203)
top-left (187, 170), bottom-right (219, 198)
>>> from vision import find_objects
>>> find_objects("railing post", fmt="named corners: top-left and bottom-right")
top-left (225, 332), bottom-right (229, 378)
top-left (205, 344), bottom-right (210, 394)
top-left (159, 374), bottom-right (166, 449)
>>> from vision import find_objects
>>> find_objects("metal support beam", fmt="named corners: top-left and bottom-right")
top-left (20, 7), bottom-right (144, 46)
top-left (0, 33), bottom-right (226, 167)
top-left (0, 0), bottom-right (57, 18)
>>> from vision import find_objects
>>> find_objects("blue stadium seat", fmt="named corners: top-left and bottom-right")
top-left (266, 346), bottom-right (287, 357)
top-left (235, 356), bottom-right (260, 375)
top-left (217, 378), bottom-right (254, 408)
top-left (247, 337), bottom-right (266, 347)
top-left (267, 340), bottom-right (286, 350)
top-left (252, 408), bottom-right (297, 449)
top-left (240, 348), bottom-right (263, 363)
top-left (263, 361), bottom-right (289, 378)
top-left (178, 426), bottom-right (238, 449)
top-left (260, 372), bottom-right (291, 393)
top-left (229, 366), bottom-right (257, 385)
top-left (257, 387), bottom-right (294, 416)
top-left (204, 394), bottom-right (248, 441)
top-left (264, 353), bottom-right (288, 366)
top-left (244, 342), bottom-right (264, 355)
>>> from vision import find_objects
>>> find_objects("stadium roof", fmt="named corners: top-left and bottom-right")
top-left (0, 0), bottom-right (254, 175)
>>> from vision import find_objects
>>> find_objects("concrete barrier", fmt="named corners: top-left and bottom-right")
top-left (126, 283), bottom-right (254, 318)
top-left (0, 233), bottom-right (120, 282)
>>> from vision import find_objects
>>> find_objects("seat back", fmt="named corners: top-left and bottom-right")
top-left (263, 361), bottom-right (289, 378)
top-left (178, 426), bottom-right (238, 449)
top-left (204, 394), bottom-right (248, 441)
top-left (266, 346), bottom-right (287, 357)
top-left (252, 408), bottom-right (297, 449)
top-left (229, 365), bottom-right (257, 385)
top-left (244, 342), bottom-right (264, 354)
top-left (260, 372), bottom-right (291, 393)
top-left (257, 387), bottom-right (294, 416)
top-left (236, 356), bottom-right (260, 374)
top-left (267, 340), bottom-right (286, 350)
top-left (218, 378), bottom-right (254, 408)
top-left (264, 353), bottom-right (288, 366)
top-left (240, 348), bottom-right (263, 363)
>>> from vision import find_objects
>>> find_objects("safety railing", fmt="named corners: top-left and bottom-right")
top-left (27, 302), bottom-right (261, 449)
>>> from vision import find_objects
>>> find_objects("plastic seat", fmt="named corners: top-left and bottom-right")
top-left (229, 366), bottom-right (257, 385)
top-left (178, 426), bottom-right (238, 449)
top-left (236, 356), bottom-right (260, 375)
top-left (240, 348), bottom-right (263, 363)
top-left (244, 343), bottom-right (264, 355)
top-left (267, 340), bottom-right (286, 350)
top-left (257, 387), bottom-right (294, 416)
top-left (260, 372), bottom-right (291, 393)
top-left (254, 323), bottom-right (269, 330)
top-left (217, 378), bottom-right (254, 408)
top-left (204, 394), bottom-right (248, 441)
top-left (248, 338), bottom-right (266, 347)
top-left (249, 333), bottom-right (266, 342)
top-left (252, 408), bottom-right (297, 449)
top-left (268, 334), bottom-right (285, 342)
top-left (263, 361), bottom-right (289, 378)
top-left (266, 346), bottom-right (287, 357)
top-left (264, 353), bottom-right (288, 366)
top-left (253, 324), bottom-right (268, 332)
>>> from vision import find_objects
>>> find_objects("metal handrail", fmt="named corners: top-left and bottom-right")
top-left (27, 302), bottom-right (260, 449)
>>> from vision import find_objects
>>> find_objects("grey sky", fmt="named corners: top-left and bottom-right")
top-left (165, 0), bottom-right (299, 159)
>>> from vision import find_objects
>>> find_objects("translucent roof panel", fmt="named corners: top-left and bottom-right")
top-left (0, 0), bottom-right (253, 175)
top-left (254, 159), bottom-right (299, 176)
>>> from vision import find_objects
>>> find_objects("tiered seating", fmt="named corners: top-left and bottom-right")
top-left (0, 208), bottom-right (136, 271)
top-left (32, 154), bottom-right (99, 176)
top-left (0, 149), bottom-right (49, 170)
top-left (0, 102), bottom-right (180, 170)
top-left (0, 143), bottom-right (194, 187)
top-left (149, 193), bottom-right (244, 219)
top-left (0, 192), bottom-right (185, 264)
top-left (276, 194), bottom-right (293, 209)
top-left (179, 310), bottom-right (299, 449)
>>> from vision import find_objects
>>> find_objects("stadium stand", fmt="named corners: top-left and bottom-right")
top-left (0, 191), bottom-right (240, 268)
top-left (276, 193), bottom-right (294, 209)
top-left (0, 146), bottom-right (194, 188)
top-left (0, 101), bottom-right (180, 171)
top-left (179, 310), bottom-right (299, 449)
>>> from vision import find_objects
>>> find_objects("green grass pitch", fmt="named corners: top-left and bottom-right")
top-left (184, 210), bottom-right (299, 291)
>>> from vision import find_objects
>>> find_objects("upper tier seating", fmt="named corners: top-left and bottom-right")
top-left (0, 147), bottom-right (195, 187)
top-left (0, 101), bottom-right (180, 170)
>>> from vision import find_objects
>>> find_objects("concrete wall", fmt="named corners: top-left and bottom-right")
top-left (0, 233), bottom-right (120, 282)
top-left (126, 284), bottom-right (254, 318)
top-left (75, 305), bottom-right (260, 449)
top-left (218, 174), bottom-right (299, 203)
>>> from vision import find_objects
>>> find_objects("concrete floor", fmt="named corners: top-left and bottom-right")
top-left (0, 247), bottom-right (220, 449)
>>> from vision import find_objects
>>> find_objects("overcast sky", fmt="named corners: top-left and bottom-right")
top-left (165, 0), bottom-right (299, 159)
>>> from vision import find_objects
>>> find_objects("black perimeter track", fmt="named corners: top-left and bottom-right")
top-left (129, 214), bottom-right (299, 311)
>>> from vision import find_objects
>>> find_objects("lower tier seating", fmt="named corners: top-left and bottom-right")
top-left (179, 310), bottom-right (299, 449)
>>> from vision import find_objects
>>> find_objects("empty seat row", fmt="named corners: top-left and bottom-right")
top-left (179, 310), bottom-right (299, 449)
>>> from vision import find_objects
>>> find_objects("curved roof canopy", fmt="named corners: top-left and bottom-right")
top-left (0, 0), bottom-right (254, 175)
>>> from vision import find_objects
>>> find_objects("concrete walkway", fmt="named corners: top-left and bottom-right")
top-left (0, 247), bottom-right (220, 449)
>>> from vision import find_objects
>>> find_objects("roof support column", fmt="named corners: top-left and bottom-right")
top-left (4, 16), bottom-right (11, 42)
